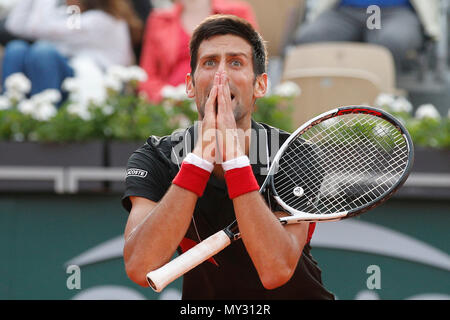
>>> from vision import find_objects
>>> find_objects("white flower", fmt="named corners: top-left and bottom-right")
top-left (5, 88), bottom-right (26, 102)
top-left (106, 65), bottom-right (129, 83)
top-left (177, 114), bottom-right (191, 128)
top-left (17, 99), bottom-right (35, 115)
top-left (273, 81), bottom-right (301, 97)
top-left (374, 93), bottom-right (396, 108)
top-left (17, 93), bottom-right (58, 121)
top-left (67, 103), bottom-right (92, 121)
top-left (415, 104), bottom-right (441, 119)
top-left (104, 75), bottom-right (123, 92)
top-left (103, 64), bottom-right (147, 94)
top-left (32, 89), bottom-right (61, 105)
top-left (87, 94), bottom-right (106, 107)
top-left (33, 103), bottom-right (57, 121)
top-left (161, 84), bottom-right (188, 101)
top-left (174, 86), bottom-right (189, 101)
top-left (0, 96), bottom-right (10, 110)
top-left (66, 58), bottom-right (107, 106)
top-left (375, 94), bottom-right (413, 114)
top-left (101, 104), bottom-right (114, 116)
top-left (126, 65), bottom-right (148, 82)
top-left (4, 73), bottom-right (31, 94)
top-left (62, 78), bottom-right (80, 93)
top-left (390, 96), bottom-right (413, 113)
top-left (161, 86), bottom-right (176, 99)
top-left (190, 101), bottom-right (197, 112)
top-left (266, 78), bottom-right (272, 95)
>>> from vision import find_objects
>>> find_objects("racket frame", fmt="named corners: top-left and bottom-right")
top-left (268, 105), bottom-right (414, 222)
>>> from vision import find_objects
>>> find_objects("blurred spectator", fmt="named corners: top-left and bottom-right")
top-left (139, 0), bottom-right (258, 103)
top-left (0, 0), bottom-right (26, 46)
top-left (292, 0), bottom-right (441, 71)
top-left (2, 0), bottom-right (143, 102)
top-left (130, 0), bottom-right (154, 62)
top-left (131, 0), bottom-right (154, 23)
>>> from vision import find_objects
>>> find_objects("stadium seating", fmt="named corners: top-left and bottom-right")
top-left (242, 0), bottom-right (305, 58)
top-left (282, 42), bottom-right (398, 126)
top-left (283, 42), bottom-right (396, 93)
top-left (283, 68), bottom-right (382, 126)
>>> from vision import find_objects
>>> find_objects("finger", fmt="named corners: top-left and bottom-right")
top-left (207, 74), bottom-right (219, 107)
top-left (205, 84), bottom-right (218, 119)
top-left (208, 72), bottom-right (221, 107)
top-left (217, 81), bottom-right (225, 115)
top-left (222, 75), bottom-right (232, 113)
top-left (217, 73), bottom-right (231, 116)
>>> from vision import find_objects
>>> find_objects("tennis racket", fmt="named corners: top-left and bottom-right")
top-left (147, 105), bottom-right (414, 292)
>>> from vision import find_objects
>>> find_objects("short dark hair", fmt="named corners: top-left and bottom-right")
top-left (189, 14), bottom-right (267, 78)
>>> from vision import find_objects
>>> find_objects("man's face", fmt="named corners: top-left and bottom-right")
top-left (186, 34), bottom-right (267, 123)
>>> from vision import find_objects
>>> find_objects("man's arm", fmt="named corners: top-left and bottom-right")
top-left (124, 75), bottom-right (219, 287)
top-left (233, 192), bottom-right (309, 290)
top-left (123, 186), bottom-right (198, 287)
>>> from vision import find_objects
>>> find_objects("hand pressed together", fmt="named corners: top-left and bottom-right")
top-left (193, 71), bottom-right (245, 164)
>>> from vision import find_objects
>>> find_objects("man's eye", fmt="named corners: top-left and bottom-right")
top-left (205, 60), bottom-right (215, 67)
top-left (231, 60), bottom-right (242, 67)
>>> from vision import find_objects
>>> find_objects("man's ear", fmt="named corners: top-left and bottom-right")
top-left (253, 73), bottom-right (268, 99)
top-left (186, 73), bottom-right (195, 98)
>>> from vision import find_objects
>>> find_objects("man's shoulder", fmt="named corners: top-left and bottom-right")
top-left (131, 127), bottom-right (191, 166)
top-left (255, 121), bottom-right (291, 144)
top-left (257, 121), bottom-right (290, 135)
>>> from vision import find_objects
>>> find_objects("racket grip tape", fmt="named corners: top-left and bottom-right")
top-left (146, 230), bottom-right (232, 292)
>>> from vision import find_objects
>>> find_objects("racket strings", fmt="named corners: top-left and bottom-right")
top-left (318, 117), bottom-right (404, 196)
top-left (277, 145), bottom-right (323, 194)
top-left (311, 116), bottom-right (407, 211)
top-left (307, 118), bottom-right (405, 210)
top-left (273, 113), bottom-right (409, 215)
top-left (276, 148), bottom-right (325, 211)
top-left (276, 123), bottom-right (385, 198)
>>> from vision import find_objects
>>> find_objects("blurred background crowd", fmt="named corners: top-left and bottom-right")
top-left (0, 0), bottom-right (448, 121)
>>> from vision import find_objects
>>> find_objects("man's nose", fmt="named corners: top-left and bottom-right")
top-left (217, 59), bottom-right (227, 73)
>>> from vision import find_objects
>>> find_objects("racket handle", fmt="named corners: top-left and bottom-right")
top-left (146, 230), bottom-right (231, 292)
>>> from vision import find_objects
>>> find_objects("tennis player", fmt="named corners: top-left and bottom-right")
top-left (122, 14), bottom-right (334, 300)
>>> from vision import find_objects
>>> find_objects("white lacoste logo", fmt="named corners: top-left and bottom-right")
top-left (126, 168), bottom-right (148, 178)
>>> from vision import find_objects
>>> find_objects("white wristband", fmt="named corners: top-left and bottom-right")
top-left (183, 153), bottom-right (214, 173)
top-left (222, 156), bottom-right (250, 172)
